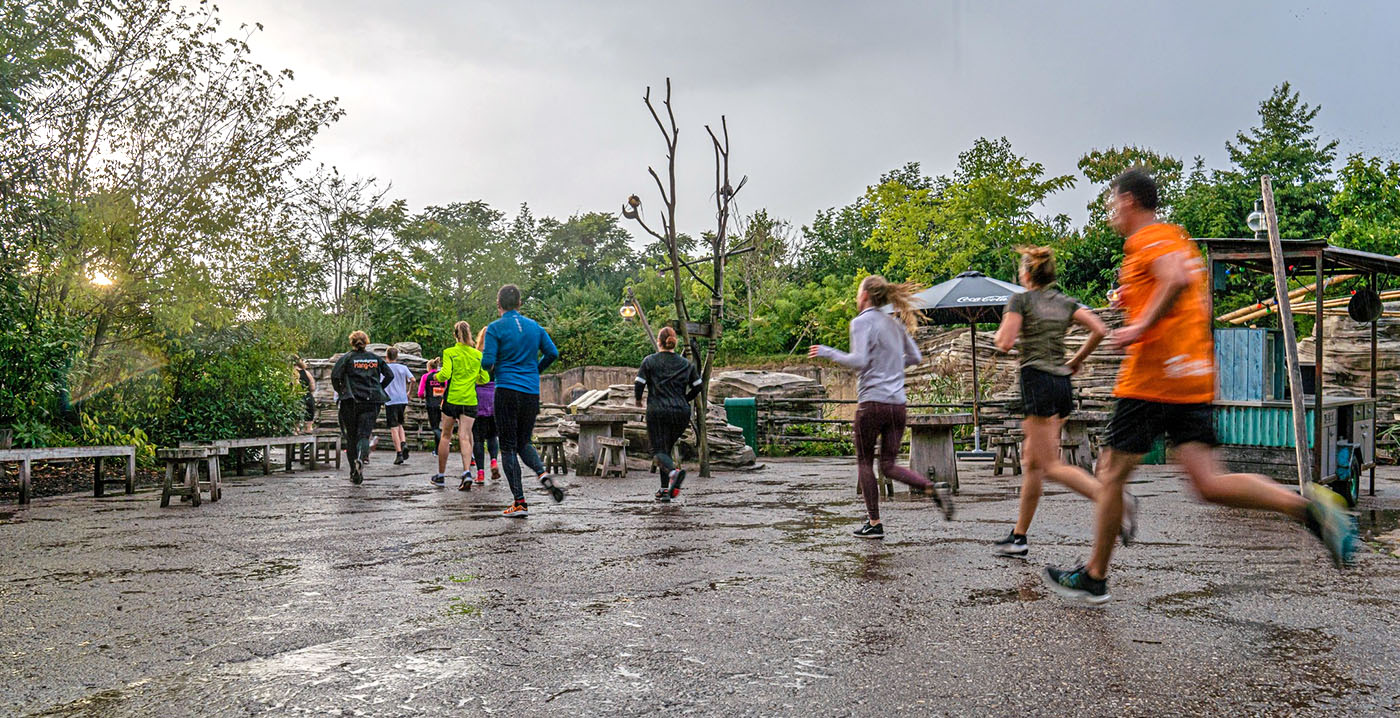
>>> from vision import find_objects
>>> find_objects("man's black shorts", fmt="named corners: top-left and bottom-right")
top-left (385, 404), bottom-right (406, 428)
top-left (441, 401), bottom-right (477, 420)
top-left (1020, 367), bottom-right (1073, 419)
top-left (1106, 398), bottom-right (1217, 454)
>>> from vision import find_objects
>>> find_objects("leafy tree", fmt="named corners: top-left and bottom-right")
top-left (1329, 155), bottom-right (1400, 257)
top-left (794, 163), bottom-right (928, 283)
top-left (1059, 146), bottom-right (1184, 301)
top-left (866, 139), bottom-right (1074, 284)
top-left (531, 212), bottom-right (639, 295)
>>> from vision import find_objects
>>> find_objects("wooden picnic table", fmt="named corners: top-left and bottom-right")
top-left (0, 445), bottom-right (136, 505)
top-left (573, 411), bottom-right (641, 476)
top-left (1061, 411), bottom-right (1112, 470)
top-left (906, 413), bottom-right (975, 494)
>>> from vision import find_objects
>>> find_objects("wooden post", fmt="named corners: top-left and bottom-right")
top-left (1371, 272), bottom-right (1379, 496)
top-left (125, 450), bottom-right (135, 495)
top-left (626, 286), bottom-right (657, 349)
top-left (1261, 176), bottom-right (1312, 490)
top-left (262, 444), bottom-right (272, 475)
top-left (969, 322), bottom-right (982, 452)
top-left (1314, 253), bottom-right (1325, 483)
top-left (93, 456), bottom-right (105, 498)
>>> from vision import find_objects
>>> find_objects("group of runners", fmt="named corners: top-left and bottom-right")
top-left (809, 168), bottom-right (1359, 604)
top-left (328, 284), bottom-right (566, 517)
top-left (322, 168), bottom-right (1358, 603)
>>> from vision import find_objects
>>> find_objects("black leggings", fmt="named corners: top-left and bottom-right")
top-left (338, 400), bottom-right (381, 462)
top-left (494, 388), bottom-right (545, 501)
top-left (427, 402), bottom-right (442, 446)
top-left (647, 408), bottom-right (690, 479)
top-left (472, 415), bottom-right (500, 471)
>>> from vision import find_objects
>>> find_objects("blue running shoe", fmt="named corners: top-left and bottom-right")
top-left (430, 473), bottom-right (445, 487)
top-left (1042, 564), bottom-right (1110, 605)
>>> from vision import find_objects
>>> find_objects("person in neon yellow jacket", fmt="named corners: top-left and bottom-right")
top-left (432, 320), bottom-right (491, 489)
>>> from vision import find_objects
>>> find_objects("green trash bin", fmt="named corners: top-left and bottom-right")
top-left (1141, 437), bottom-right (1168, 465)
top-left (724, 397), bottom-right (758, 452)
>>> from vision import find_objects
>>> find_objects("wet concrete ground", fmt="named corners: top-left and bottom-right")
top-left (2, 453), bottom-right (1399, 717)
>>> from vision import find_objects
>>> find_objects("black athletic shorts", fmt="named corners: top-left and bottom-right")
top-left (441, 401), bottom-right (477, 420)
top-left (1020, 367), bottom-right (1073, 419)
top-left (385, 404), bottom-right (406, 428)
top-left (302, 395), bottom-right (316, 422)
top-left (1106, 398), bottom-right (1217, 454)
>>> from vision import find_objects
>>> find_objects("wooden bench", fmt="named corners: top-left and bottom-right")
top-left (188, 435), bottom-right (341, 476)
top-left (537, 436), bottom-right (569, 475)
top-left (594, 437), bottom-right (628, 478)
top-left (993, 436), bottom-right (1022, 476)
top-left (0, 445), bottom-right (136, 505)
top-left (157, 446), bottom-right (221, 507)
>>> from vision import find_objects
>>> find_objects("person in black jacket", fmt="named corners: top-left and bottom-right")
top-left (330, 330), bottom-right (394, 485)
top-left (634, 327), bottom-right (702, 502)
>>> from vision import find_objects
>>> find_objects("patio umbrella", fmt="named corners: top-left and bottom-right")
top-left (889, 271), bottom-right (1025, 454)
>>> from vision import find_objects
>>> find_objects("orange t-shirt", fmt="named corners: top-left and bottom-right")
top-left (1113, 223), bottom-right (1215, 404)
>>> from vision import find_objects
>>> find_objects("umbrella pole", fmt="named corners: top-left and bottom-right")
top-left (970, 322), bottom-right (981, 451)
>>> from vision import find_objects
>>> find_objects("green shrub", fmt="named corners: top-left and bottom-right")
top-left (157, 325), bottom-right (303, 444)
top-left (0, 277), bottom-right (84, 446)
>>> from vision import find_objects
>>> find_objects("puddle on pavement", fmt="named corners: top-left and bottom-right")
top-left (1358, 507), bottom-right (1400, 542)
top-left (962, 579), bottom-right (1045, 606)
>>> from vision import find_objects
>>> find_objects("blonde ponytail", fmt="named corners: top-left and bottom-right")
top-left (861, 275), bottom-right (922, 335)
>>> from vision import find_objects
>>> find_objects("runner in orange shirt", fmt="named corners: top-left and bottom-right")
top-left (1042, 168), bottom-right (1358, 604)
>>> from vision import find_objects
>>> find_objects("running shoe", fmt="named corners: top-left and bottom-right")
top-left (993, 531), bottom-right (1028, 557)
top-left (475, 471), bottom-right (486, 485)
top-left (393, 450), bottom-right (405, 466)
top-left (430, 473), bottom-right (445, 487)
top-left (853, 522), bottom-right (884, 539)
top-left (350, 459), bottom-right (364, 485)
top-left (539, 474), bottom-right (565, 503)
top-left (1306, 484), bottom-right (1359, 569)
top-left (1042, 564), bottom-right (1110, 605)
top-left (668, 469), bottom-right (687, 499)
top-left (458, 472), bottom-right (472, 491)
top-left (491, 464), bottom-right (501, 481)
top-left (503, 501), bottom-right (529, 518)
top-left (929, 481), bottom-right (954, 520)
top-left (655, 489), bottom-right (671, 503)
top-left (1121, 491), bottom-right (1140, 546)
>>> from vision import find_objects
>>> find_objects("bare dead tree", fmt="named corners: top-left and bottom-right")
top-left (622, 79), bottom-right (745, 478)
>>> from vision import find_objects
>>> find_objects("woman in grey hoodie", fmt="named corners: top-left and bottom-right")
top-left (810, 275), bottom-right (952, 538)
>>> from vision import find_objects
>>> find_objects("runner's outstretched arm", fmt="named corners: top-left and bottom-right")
top-left (812, 321), bottom-right (873, 370)
top-left (1067, 307), bottom-right (1108, 374)
top-left (902, 326), bottom-right (923, 368)
top-left (1113, 251), bottom-right (1191, 348)
top-left (995, 311), bottom-right (1022, 353)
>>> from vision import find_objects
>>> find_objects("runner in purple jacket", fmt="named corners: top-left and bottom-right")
top-left (472, 328), bottom-right (501, 485)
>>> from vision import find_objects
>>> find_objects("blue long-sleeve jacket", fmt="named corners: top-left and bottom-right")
top-left (481, 310), bottom-right (559, 395)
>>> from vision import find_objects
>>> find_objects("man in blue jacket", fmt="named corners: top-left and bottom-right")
top-left (481, 284), bottom-right (565, 517)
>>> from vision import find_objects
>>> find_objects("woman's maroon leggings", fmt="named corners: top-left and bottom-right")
top-left (854, 401), bottom-right (931, 521)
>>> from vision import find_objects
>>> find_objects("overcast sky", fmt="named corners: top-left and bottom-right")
top-left (221, 0), bottom-right (1400, 242)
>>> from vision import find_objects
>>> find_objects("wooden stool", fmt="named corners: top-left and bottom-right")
top-left (594, 437), bottom-right (627, 478)
top-left (993, 437), bottom-right (1022, 476)
top-left (158, 447), bottom-right (221, 507)
top-left (538, 436), bottom-right (568, 475)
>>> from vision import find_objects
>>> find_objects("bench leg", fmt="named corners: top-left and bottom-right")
top-left (93, 456), bottom-right (105, 498)
top-left (236, 447), bottom-right (245, 476)
top-left (125, 452), bottom-right (136, 495)
top-left (285, 444), bottom-right (293, 473)
top-left (208, 457), bottom-right (222, 502)
top-left (186, 461), bottom-right (201, 507)
top-left (309, 437), bottom-right (319, 470)
top-left (161, 462), bottom-right (174, 508)
top-left (262, 444), bottom-right (272, 476)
